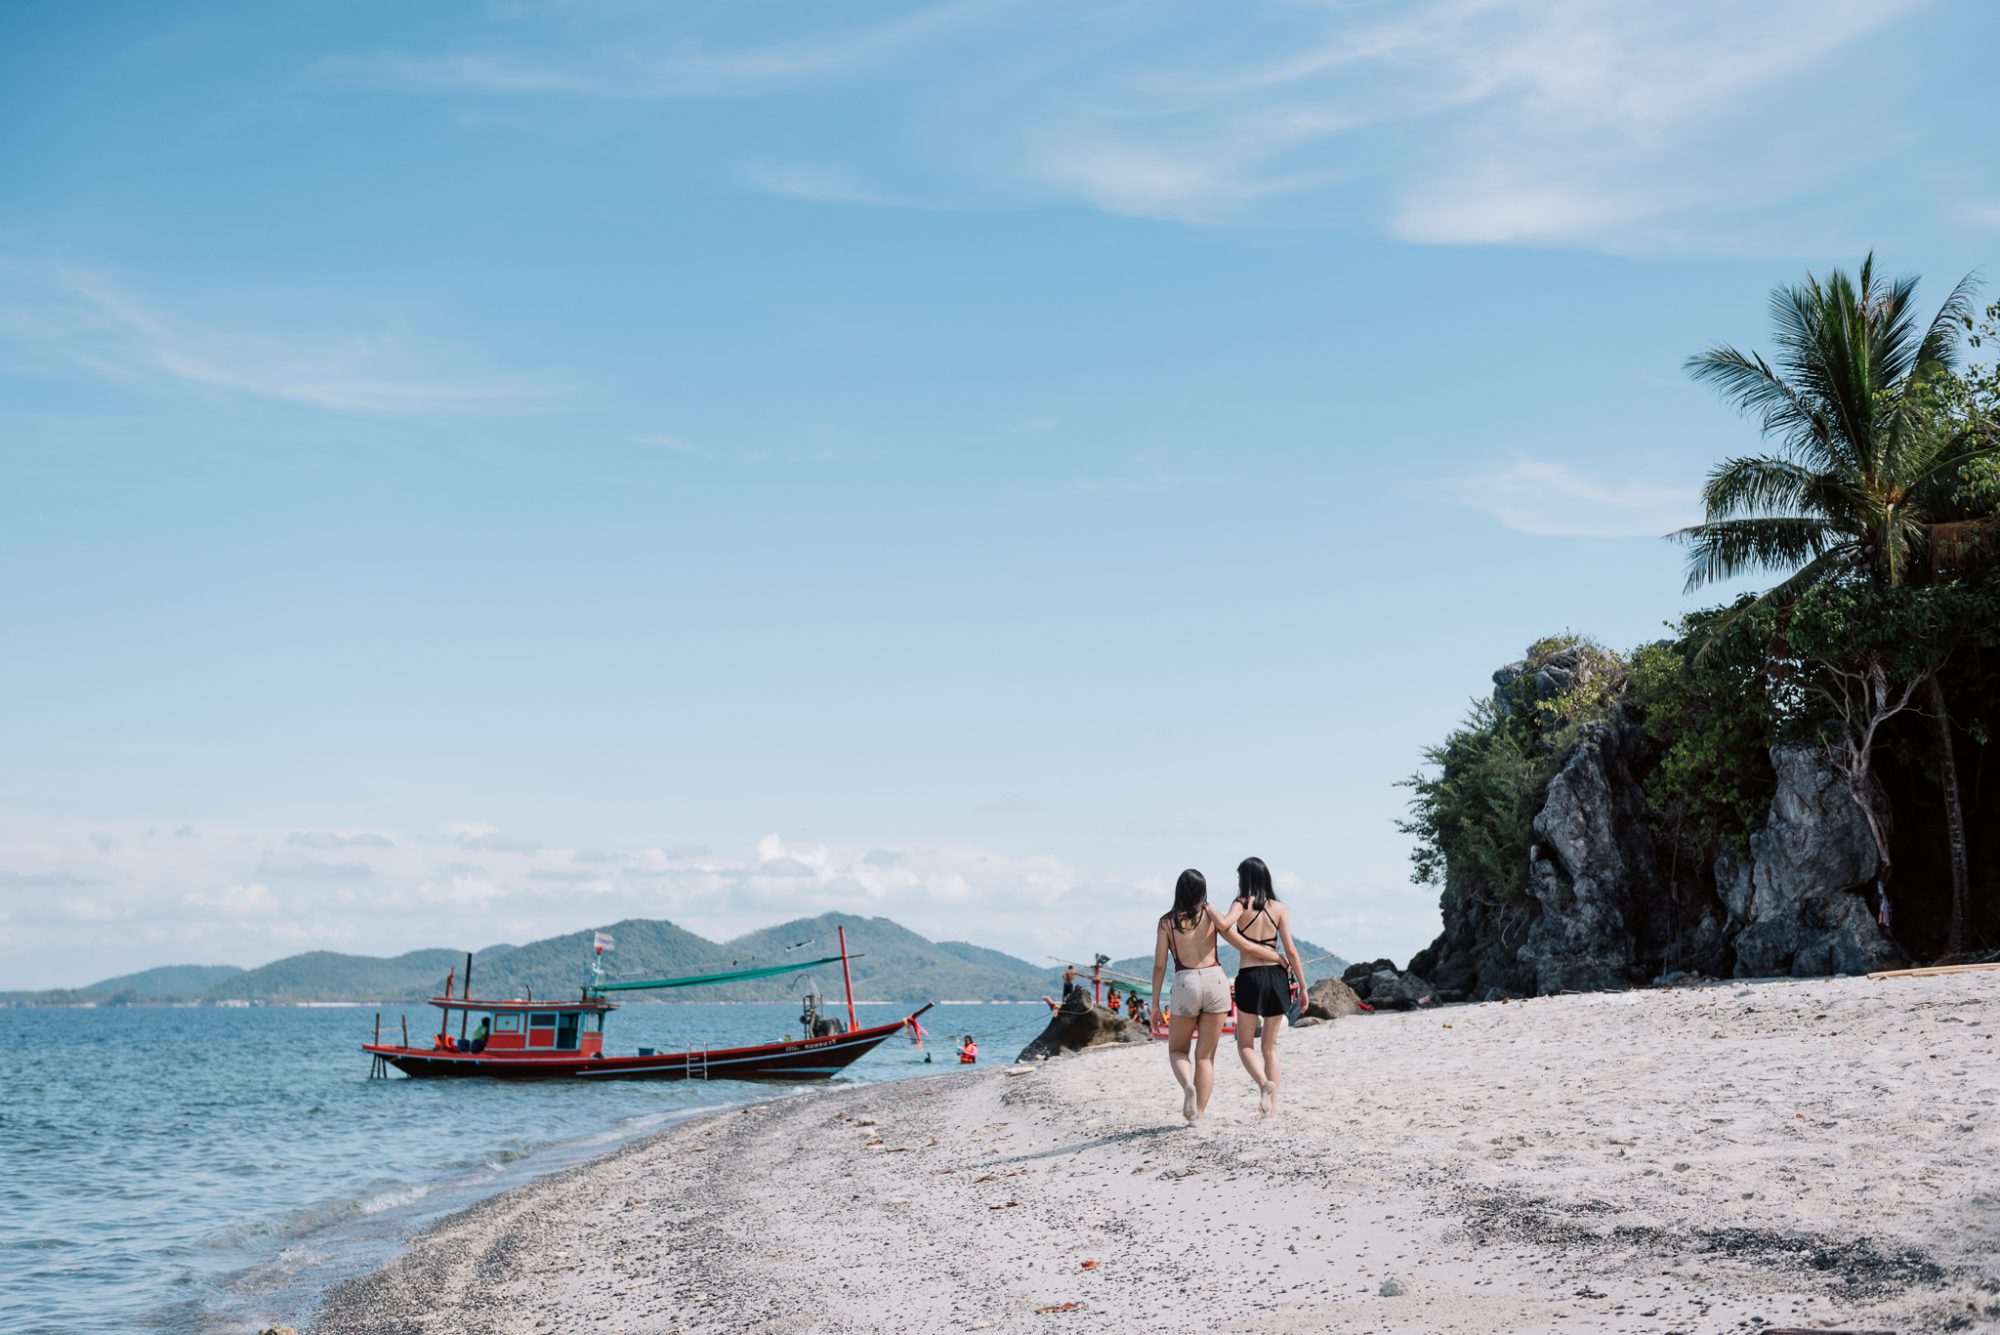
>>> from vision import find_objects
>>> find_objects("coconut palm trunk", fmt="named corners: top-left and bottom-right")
top-left (1924, 673), bottom-right (1972, 952)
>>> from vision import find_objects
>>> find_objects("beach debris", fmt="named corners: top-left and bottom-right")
top-left (990, 1200), bottom-right (1022, 1210)
top-left (1379, 1275), bottom-right (1409, 1297)
top-left (1005, 1064), bottom-right (1036, 1076)
top-left (855, 1117), bottom-right (877, 1126)
top-left (1034, 1302), bottom-right (1085, 1313)
top-left (1080, 1259), bottom-right (1099, 1270)
top-left (867, 1137), bottom-right (885, 1145)
top-left (259, 1327), bottom-right (303, 1335)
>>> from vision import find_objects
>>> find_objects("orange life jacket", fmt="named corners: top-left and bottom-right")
top-left (958, 1042), bottom-right (977, 1064)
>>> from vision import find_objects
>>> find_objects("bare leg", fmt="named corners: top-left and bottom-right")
top-left (1259, 1021), bottom-right (1282, 1116)
top-left (1235, 1015), bottom-right (1270, 1092)
top-left (1167, 1013), bottom-right (1198, 1122)
top-left (1193, 1012), bottom-right (1224, 1118)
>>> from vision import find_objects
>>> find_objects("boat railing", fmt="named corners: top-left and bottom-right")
top-left (685, 1046), bottom-right (709, 1080)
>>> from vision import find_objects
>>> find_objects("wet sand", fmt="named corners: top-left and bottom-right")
top-left (312, 972), bottom-right (2000, 1334)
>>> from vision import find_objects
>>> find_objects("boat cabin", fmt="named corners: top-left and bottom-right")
top-left (431, 996), bottom-right (614, 1056)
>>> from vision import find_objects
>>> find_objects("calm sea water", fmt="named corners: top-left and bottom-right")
top-left (0, 1000), bottom-right (1049, 1335)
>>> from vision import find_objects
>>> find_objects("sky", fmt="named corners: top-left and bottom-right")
top-left (2, 0), bottom-right (1997, 990)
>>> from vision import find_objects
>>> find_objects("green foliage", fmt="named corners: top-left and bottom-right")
top-left (1399, 638), bottom-right (1626, 904)
top-left (1628, 629), bottom-right (1774, 862)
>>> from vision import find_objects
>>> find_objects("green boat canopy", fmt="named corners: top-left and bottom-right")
top-left (591, 954), bottom-right (850, 993)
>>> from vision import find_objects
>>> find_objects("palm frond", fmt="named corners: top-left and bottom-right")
top-left (1687, 549), bottom-right (1846, 666)
top-left (1698, 455), bottom-right (1820, 519)
top-left (1684, 345), bottom-right (1835, 465)
top-left (1671, 516), bottom-right (1844, 592)
top-left (1912, 270), bottom-right (1981, 380)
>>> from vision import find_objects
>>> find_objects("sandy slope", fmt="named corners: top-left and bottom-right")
top-left (311, 973), bottom-right (2000, 1334)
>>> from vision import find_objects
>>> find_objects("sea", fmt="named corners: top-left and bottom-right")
top-left (0, 1000), bottom-right (1051, 1335)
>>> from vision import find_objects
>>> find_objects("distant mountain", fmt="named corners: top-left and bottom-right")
top-left (4, 914), bottom-right (1348, 1007)
top-left (84, 964), bottom-right (243, 997)
top-left (935, 940), bottom-right (1046, 982)
top-left (209, 948), bottom-right (511, 1003)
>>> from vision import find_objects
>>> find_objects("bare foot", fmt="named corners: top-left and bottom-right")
top-left (1258, 1082), bottom-right (1276, 1117)
top-left (1182, 1088), bottom-right (1197, 1123)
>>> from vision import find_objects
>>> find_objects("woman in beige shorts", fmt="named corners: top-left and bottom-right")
top-left (1150, 868), bottom-right (1282, 1123)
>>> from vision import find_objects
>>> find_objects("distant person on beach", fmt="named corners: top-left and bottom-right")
top-left (1152, 868), bottom-right (1280, 1124)
top-left (958, 1035), bottom-right (978, 1064)
top-left (1107, 990), bottom-right (1123, 1015)
top-left (1062, 965), bottom-right (1079, 1000)
top-left (1211, 856), bottom-right (1307, 1117)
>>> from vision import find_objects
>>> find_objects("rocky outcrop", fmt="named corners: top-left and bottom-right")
top-left (1303, 976), bottom-right (1364, 1020)
top-left (1404, 721), bottom-right (1898, 1000)
top-left (1015, 992), bottom-right (1147, 1061)
top-left (1718, 747), bottom-right (1904, 977)
top-left (1341, 959), bottom-right (1437, 1009)
top-left (1493, 644), bottom-right (1600, 718)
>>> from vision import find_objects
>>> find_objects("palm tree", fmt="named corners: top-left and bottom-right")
top-left (1674, 254), bottom-right (1988, 952)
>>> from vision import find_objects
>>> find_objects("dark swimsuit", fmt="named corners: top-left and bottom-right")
top-left (1232, 907), bottom-right (1292, 1018)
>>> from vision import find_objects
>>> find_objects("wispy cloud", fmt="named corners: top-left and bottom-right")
top-left (323, 0), bottom-right (1923, 250)
top-left (1446, 457), bottom-right (1698, 539)
top-left (0, 818), bottom-right (1180, 988)
top-left (0, 264), bottom-right (562, 414)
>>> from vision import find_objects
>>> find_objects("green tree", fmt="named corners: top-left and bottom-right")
top-left (1675, 255), bottom-right (1994, 949)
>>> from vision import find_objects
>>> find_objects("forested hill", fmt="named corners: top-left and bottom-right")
top-left (11, 914), bottom-right (1057, 1005)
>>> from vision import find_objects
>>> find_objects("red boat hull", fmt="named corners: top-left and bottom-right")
top-left (362, 1016), bottom-right (912, 1081)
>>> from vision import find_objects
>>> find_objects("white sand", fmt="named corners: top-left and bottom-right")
top-left (312, 973), bottom-right (2000, 1334)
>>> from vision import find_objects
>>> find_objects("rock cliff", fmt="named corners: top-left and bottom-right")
top-left (1403, 714), bottom-right (1903, 1001)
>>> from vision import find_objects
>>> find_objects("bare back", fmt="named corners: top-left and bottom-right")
top-left (1162, 913), bottom-right (1219, 970)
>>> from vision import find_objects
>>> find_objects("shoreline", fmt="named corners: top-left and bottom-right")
top-left (311, 974), bottom-right (1999, 1334)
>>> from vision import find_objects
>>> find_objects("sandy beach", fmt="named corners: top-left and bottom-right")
top-left (311, 973), bottom-right (2000, 1335)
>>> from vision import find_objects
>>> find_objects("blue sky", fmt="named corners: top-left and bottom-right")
top-left (2, 1), bottom-right (1996, 989)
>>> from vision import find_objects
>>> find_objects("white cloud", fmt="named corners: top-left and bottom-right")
top-left (181, 882), bottom-right (275, 917)
top-left (1446, 457), bottom-right (1698, 538)
top-left (0, 265), bottom-right (562, 414)
top-left (0, 817), bottom-right (1410, 990)
top-left (322, 0), bottom-right (1920, 250)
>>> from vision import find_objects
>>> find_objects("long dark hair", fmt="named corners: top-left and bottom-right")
top-left (1164, 868), bottom-right (1208, 931)
top-left (1236, 856), bottom-right (1277, 913)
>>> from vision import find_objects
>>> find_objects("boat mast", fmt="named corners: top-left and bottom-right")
top-left (460, 951), bottom-right (473, 1044)
top-left (837, 925), bottom-right (857, 1032)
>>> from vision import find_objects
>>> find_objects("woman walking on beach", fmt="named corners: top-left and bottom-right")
top-left (1152, 869), bottom-right (1279, 1123)
top-left (1213, 856), bottom-right (1306, 1116)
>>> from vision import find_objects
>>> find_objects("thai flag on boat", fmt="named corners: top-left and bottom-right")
top-left (594, 930), bottom-right (615, 953)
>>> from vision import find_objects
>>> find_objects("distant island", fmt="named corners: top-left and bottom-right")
top-left (0, 912), bottom-right (1348, 1007)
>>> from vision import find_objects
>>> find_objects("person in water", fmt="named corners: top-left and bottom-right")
top-left (1210, 856), bottom-right (1307, 1116)
top-left (1151, 868), bottom-right (1280, 1123)
top-left (958, 1035), bottom-right (978, 1064)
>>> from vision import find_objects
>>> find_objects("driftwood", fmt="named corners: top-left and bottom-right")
top-left (1865, 961), bottom-right (2000, 980)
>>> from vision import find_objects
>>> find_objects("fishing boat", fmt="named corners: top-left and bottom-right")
top-left (363, 927), bottom-right (930, 1081)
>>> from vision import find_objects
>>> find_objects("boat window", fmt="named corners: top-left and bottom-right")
top-left (493, 1013), bottom-right (521, 1034)
top-left (529, 1012), bottom-right (557, 1029)
top-left (555, 1012), bottom-right (581, 1051)
top-left (582, 1011), bottom-right (603, 1034)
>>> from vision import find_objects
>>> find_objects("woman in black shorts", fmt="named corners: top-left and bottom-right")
top-left (1212, 856), bottom-right (1306, 1117)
